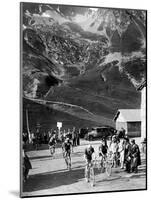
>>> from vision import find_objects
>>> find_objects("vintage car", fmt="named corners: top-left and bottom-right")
top-left (85, 126), bottom-right (116, 140)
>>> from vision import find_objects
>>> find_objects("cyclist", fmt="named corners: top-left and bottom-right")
top-left (62, 138), bottom-right (72, 170)
top-left (98, 139), bottom-right (108, 169)
top-left (48, 134), bottom-right (56, 158)
top-left (84, 144), bottom-right (96, 184)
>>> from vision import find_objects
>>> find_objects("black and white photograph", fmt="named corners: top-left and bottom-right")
top-left (20, 2), bottom-right (147, 197)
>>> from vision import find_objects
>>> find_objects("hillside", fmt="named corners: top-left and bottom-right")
top-left (21, 3), bottom-right (146, 131)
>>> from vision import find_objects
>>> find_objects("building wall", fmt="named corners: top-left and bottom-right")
top-left (116, 122), bottom-right (127, 132)
top-left (141, 87), bottom-right (146, 140)
top-left (116, 114), bottom-right (125, 122)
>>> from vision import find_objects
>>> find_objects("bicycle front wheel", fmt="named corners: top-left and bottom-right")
top-left (90, 167), bottom-right (95, 186)
top-left (105, 162), bottom-right (112, 176)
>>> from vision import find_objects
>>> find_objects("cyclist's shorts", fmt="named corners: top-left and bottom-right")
top-left (86, 160), bottom-right (93, 167)
top-left (64, 150), bottom-right (71, 157)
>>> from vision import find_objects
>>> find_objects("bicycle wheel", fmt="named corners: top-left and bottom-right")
top-left (68, 157), bottom-right (71, 170)
top-left (90, 167), bottom-right (95, 187)
top-left (105, 161), bottom-right (112, 176)
top-left (63, 153), bottom-right (68, 169)
top-left (49, 147), bottom-right (52, 156)
top-left (85, 166), bottom-right (88, 182)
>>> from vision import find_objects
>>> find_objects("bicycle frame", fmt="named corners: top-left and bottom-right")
top-left (85, 161), bottom-right (95, 186)
top-left (63, 151), bottom-right (71, 170)
top-left (96, 154), bottom-right (112, 176)
top-left (49, 144), bottom-right (55, 156)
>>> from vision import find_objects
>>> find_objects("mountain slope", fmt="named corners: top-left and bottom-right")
top-left (21, 3), bottom-right (146, 131)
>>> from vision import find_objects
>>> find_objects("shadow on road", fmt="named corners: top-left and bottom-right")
top-left (23, 167), bottom-right (85, 192)
top-left (23, 165), bottom-right (104, 193)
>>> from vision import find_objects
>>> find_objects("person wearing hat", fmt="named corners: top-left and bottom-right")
top-left (109, 136), bottom-right (119, 167)
top-left (130, 139), bottom-right (141, 173)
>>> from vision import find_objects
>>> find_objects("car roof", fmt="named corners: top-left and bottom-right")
top-left (92, 126), bottom-right (114, 129)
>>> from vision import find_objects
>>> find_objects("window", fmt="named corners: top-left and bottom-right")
top-left (127, 122), bottom-right (141, 132)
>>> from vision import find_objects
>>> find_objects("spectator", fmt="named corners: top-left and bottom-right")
top-left (124, 137), bottom-right (131, 173)
top-left (119, 127), bottom-right (126, 138)
top-left (118, 139), bottom-right (125, 169)
top-left (141, 138), bottom-right (146, 155)
top-left (44, 132), bottom-right (47, 144)
top-left (109, 135), bottom-right (119, 167)
top-left (23, 132), bottom-right (28, 144)
top-left (77, 130), bottom-right (80, 146)
top-left (31, 132), bottom-right (35, 145)
top-left (130, 139), bottom-right (141, 173)
top-left (23, 150), bottom-right (32, 182)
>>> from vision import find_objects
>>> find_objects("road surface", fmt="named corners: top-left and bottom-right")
top-left (22, 139), bottom-right (146, 197)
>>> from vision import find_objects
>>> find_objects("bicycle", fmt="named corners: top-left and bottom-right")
top-left (96, 153), bottom-right (112, 176)
top-left (85, 160), bottom-right (95, 187)
top-left (48, 144), bottom-right (55, 158)
top-left (63, 150), bottom-right (71, 170)
top-left (110, 151), bottom-right (120, 168)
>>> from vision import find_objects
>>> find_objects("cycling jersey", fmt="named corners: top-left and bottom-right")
top-left (99, 143), bottom-right (108, 156)
top-left (62, 141), bottom-right (72, 152)
top-left (48, 137), bottom-right (56, 146)
top-left (85, 146), bottom-right (94, 162)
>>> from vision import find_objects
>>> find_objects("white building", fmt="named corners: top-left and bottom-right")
top-left (113, 109), bottom-right (141, 137)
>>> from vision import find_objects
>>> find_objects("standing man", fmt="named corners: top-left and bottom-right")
top-left (23, 150), bottom-right (32, 182)
top-left (77, 129), bottom-right (80, 146)
top-left (130, 139), bottom-right (141, 173)
top-left (118, 139), bottom-right (125, 169)
top-left (109, 135), bottom-right (119, 167)
top-left (124, 137), bottom-right (131, 173)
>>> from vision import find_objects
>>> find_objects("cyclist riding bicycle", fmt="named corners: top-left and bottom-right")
top-left (62, 138), bottom-right (72, 170)
top-left (98, 139), bottom-right (108, 168)
top-left (48, 134), bottom-right (56, 158)
top-left (84, 144), bottom-right (96, 184)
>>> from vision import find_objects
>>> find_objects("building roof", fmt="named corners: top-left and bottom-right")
top-left (113, 109), bottom-right (141, 122)
top-left (136, 80), bottom-right (146, 91)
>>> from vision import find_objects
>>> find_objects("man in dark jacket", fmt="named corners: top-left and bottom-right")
top-left (130, 139), bottom-right (141, 173)
top-left (124, 137), bottom-right (131, 173)
top-left (23, 151), bottom-right (32, 182)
